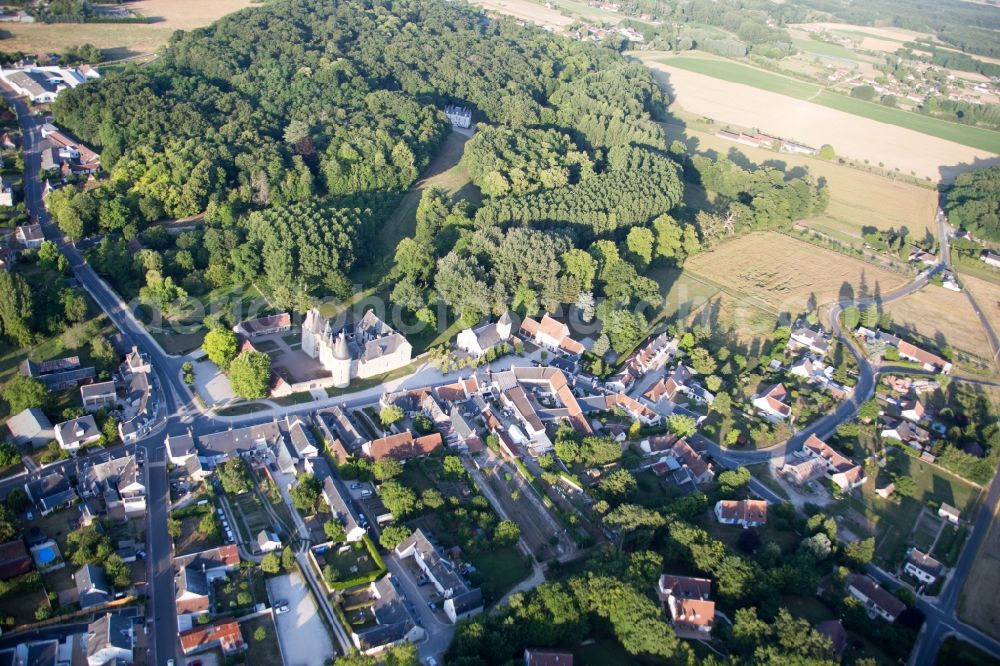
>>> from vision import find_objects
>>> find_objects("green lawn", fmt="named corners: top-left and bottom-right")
top-left (660, 56), bottom-right (1000, 152)
top-left (469, 545), bottom-right (532, 603)
top-left (791, 38), bottom-right (861, 61)
top-left (241, 615), bottom-right (283, 665)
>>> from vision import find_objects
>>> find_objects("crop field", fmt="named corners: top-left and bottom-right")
top-left (681, 231), bottom-right (908, 315)
top-left (657, 55), bottom-right (1000, 154)
top-left (0, 0), bottom-right (255, 57)
top-left (959, 501), bottom-right (1000, 641)
top-left (470, 0), bottom-right (576, 29)
top-left (790, 38), bottom-right (862, 62)
top-left (883, 283), bottom-right (992, 357)
top-left (644, 55), bottom-right (998, 181)
top-left (961, 274), bottom-right (1000, 337)
top-left (662, 122), bottom-right (938, 240)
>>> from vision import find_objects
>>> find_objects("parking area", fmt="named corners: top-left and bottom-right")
top-left (266, 572), bottom-right (335, 666)
top-left (191, 359), bottom-right (235, 404)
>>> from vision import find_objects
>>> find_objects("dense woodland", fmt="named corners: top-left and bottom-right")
top-left (795, 0), bottom-right (1000, 59)
top-left (49, 0), bottom-right (828, 353)
top-left (945, 165), bottom-right (1000, 242)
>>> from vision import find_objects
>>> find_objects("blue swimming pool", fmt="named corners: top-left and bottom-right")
top-left (35, 546), bottom-right (56, 565)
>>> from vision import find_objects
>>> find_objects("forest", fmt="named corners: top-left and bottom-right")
top-left (795, 0), bottom-right (1000, 59)
top-left (945, 164), bottom-right (1000, 241)
top-left (49, 0), bottom-right (828, 356)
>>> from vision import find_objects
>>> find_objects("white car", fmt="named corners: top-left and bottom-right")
top-left (275, 605), bottom-right (290, 615)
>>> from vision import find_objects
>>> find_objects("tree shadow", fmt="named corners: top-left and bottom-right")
top-left (839, 281), bottom-right (855, 304)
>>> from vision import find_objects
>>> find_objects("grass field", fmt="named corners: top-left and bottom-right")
top-left (350, 130), bottom-right (477, 290)
top-left (0, 0), bottom-right (256, 58)
top-left (681, 231), bottom-right (908, 316)
top-left (659, 56), bottom-right (1000, 154)
top-left (241, 615), bottom-right (283, 665)
top-left (884, 283), bottom-right (992, 357)
top-left (791, 37), bottom-right (863, 62)
top-left (662, 121), bottom-right (938, 240)
top-left (958, 500), bottom-right (1000, 641)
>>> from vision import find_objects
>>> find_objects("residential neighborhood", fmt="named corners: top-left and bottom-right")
top-left (0, 0), bottom-right (998, 665)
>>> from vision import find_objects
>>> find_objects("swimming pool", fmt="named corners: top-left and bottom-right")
top-left (35, 546), bottom-right (56, 565)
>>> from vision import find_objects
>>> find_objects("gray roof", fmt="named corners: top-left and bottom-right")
top-left (87, 612), bottom-right (132, 657)
top-left (6, 407), bottom-right (52, 439)
top-left (75, 564), bottom-right (109, 608)
top-left (353, 576), bottom-right (414, 649)
top-left (177, 565), bottom-right (209, 597)
top-left (322, 477), bottom-right (361, 537)
top-left (448, 587), bottom-right (484, 615)
top-left (395, 528), bottom-right (467, 595)
top-left (26, 472), bottom-right (75, 510)
top-left (287, 417), bottom-right (319, 457)
top-left (197, 421), bottom-right (283, 459)
top-left (361, 333), bottom-right (409, 362)
top-left (55, 414), bottom-right (99, 447)
top-left (166, 433), bottom-right (196, 459)
top-left (80, 380), bottom-right (116, 400)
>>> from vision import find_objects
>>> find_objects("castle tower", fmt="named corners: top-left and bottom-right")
top-left (496, 310), bottom-right (512, 341)
top-left (331, 331), bottom-right (352, 389)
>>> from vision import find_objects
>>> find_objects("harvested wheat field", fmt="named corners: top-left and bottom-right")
top-left (470, 0), bottom-right (575, 29)
top-left (961, 274), bottom-right (1000, 341)
top-left (690, 293), bottom-right (779, 347)
top-left (644, 57), bottom-right (997, 182)
top-left (683, 231), bottom-right (908, 315)
top-left (959, 501), bottom-right (1000, 642)
top-left (662, 123), bottom-right (938, 240)
top-left (0, 0), bottom-right (255, 56)
top-left (884, 283), bottom-right (991, 357)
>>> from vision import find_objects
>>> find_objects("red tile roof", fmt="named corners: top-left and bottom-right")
top-left (716, 499), bottom-right (768, 524)
top-left (366, 431), bottom-right (442, 460)
top-left (180, 619), bottom-right (244, 654)
top-left (525, 649), bottom-right (574, 666)
top-left (0, 539), bottom-right (32, 580)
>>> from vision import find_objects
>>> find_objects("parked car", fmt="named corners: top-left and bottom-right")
top-left (351, 483), bottom-right (363, 490)
top-left (275, 605), bottom-right (290, 615)
top-left (361, 490), bottom-right (373, 498)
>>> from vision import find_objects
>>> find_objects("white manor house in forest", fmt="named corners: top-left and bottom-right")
top-left (302, 309), bottom-right (413, 389)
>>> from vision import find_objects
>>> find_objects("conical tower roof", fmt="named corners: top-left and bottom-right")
top-left (333, 331), bottom-right (351, 360)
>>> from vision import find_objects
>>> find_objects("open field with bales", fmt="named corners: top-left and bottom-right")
top-left (681, 231), bottom-right (908, 315)
top-left (662, 122), bottom-right (939, 241)
top-left (642, 53), bottom-right (999, 182)
top-left (884, 283), bottom-right (994, 358)
top-left (0, 0), bottom-right (256, 57)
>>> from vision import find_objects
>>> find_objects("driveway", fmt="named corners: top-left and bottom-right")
top-left (385, 556), bottom-right (455, 662)
top-left (266, 573), bottom-right (335, 666)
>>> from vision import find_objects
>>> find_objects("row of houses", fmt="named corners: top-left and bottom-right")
top-left (856, 326), bottom-right (953, 374)
top-left (779, 434), bottom-right (867, 492)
